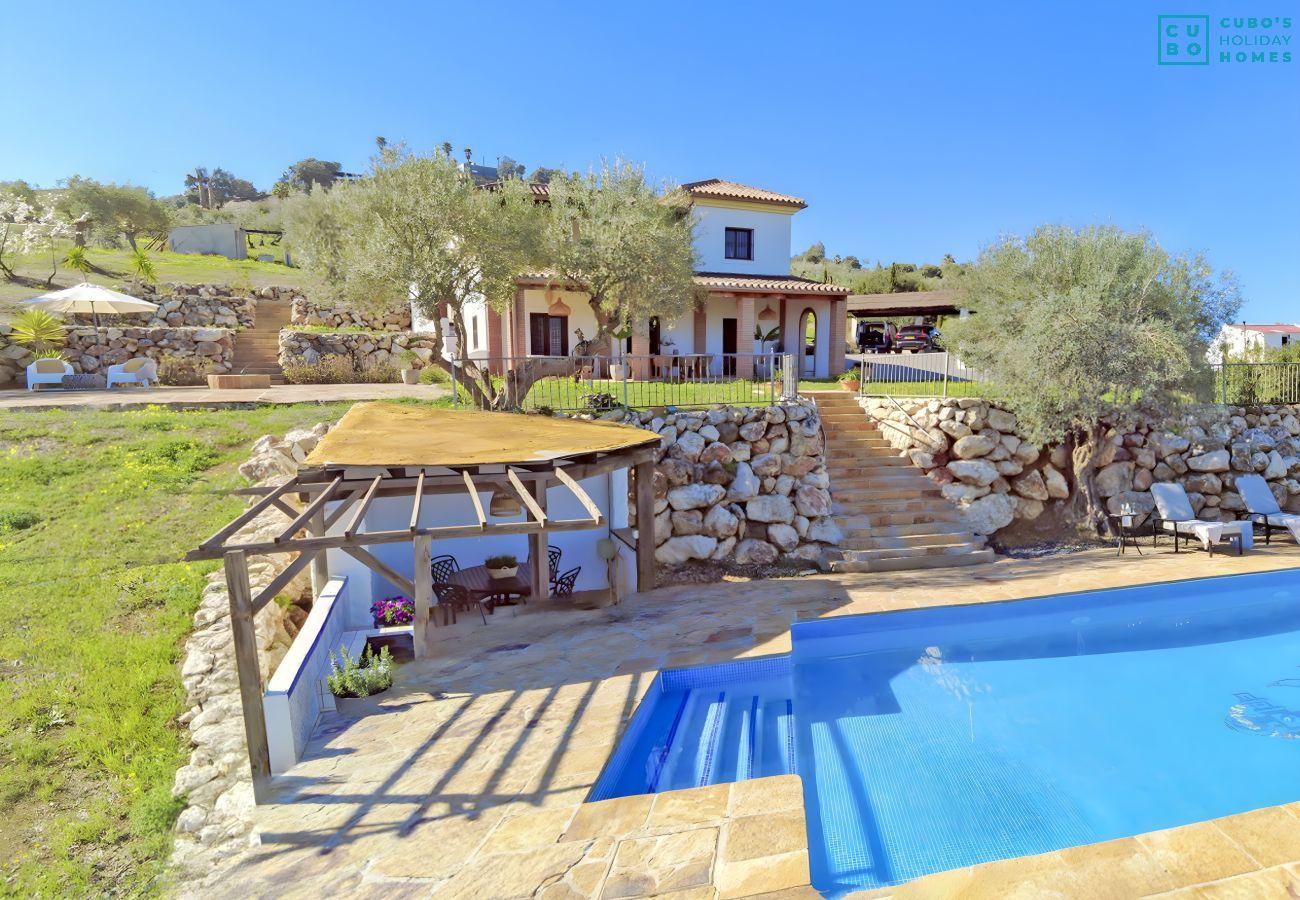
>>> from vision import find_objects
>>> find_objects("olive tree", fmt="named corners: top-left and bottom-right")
top-left (943, 225), bottom-right (1240, 533)
top-left (286, 145), bottom-right (542, 408)
top-left (542, 161), bottom-right (699, 354)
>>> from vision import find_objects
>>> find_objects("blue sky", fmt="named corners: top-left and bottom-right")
top-left (3, 1), bottom-right (1297, 320)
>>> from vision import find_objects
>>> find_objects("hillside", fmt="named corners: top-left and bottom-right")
top-left (0, 246), bottom-right (303, 320)
top-left (790, 250), bottom-right (965, 296)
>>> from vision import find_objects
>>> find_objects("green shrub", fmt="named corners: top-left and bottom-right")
top-left (0, 510), bottom-right (39, 531)
top-left (419, 365), bottom-right (450, 385)
top-left (327, 644), bottom-right (394, 698)
top-left (484, 553), bottom-right (518, 569)
top-left (157, 357), bottom-right (214, 386)
top-left (282, 355), bottom-right (398, 385)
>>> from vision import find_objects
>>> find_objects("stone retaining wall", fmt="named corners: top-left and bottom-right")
top-left (291, 297), bottom-right (410, 331)
top-left (620, 400), bottom-right (840, 566)
top-left (0, 326), bottom-right (236, 385)
top-left (279, 330), bottom-right (437, 370)
top-left (171, 425), bottom-right (328, 872)
top-left (862, 397), bottom-right (1300, 534)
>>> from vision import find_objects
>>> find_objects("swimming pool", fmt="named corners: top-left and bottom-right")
top-left (590, 570), bottom-right (1300, 895)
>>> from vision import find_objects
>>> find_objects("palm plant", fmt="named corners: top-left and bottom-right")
top-left (128, 248), bottom-right (156, 287)
top-left (10, 309), bottom-right (67, 355)
top-left (63, 246), bottom-right (92, 279)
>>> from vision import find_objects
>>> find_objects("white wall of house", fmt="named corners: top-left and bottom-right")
top-left (1208, 324), bottom-right (1299, 362)
top-left (323, 468), bottom-right (626, 620)
top-left (169, 224), bottom-right (246, 260)
top-left (692, 203), bottom-right (795, 274)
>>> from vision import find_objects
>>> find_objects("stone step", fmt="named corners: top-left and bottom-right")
top-left (842, 531), bottom-right (986, 552)
top-left (841, 520), bottom-right (977, 539)
top-left (833, 485), bottom-right (943, 501)
top-left (864, 509), bottom-right (962, 527)
top-left (828, 548), bottom-right (996, 573)
top-left (830, 474), bottom-right (936, 491)
top-left (826, 456), bottom-right (911, 468)
top-left (832, 493), bottom-right (946, 511)
top-left (840, 540), bottom-right (987, 562)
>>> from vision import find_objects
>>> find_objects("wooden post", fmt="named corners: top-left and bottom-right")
top-left (224, 550), bottom-right (272, 803)
top-left (633, 461), bottom-right (656, 593)
top-left (414, 534), bottom-right (433, 658)
top-left (528, 479), bottom-right (549, 600)
top-left (308, 510), bottom-right (330, 598)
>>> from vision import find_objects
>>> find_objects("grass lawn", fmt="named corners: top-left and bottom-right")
top-left (0, 402), bottom-right (355, 896)
top-left (0, 245), bottom-right (303, 320)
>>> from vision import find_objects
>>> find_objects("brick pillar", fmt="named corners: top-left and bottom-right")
top-left (735, 295), bottom-right (755, 379)
top-left (486, 307), bottom-right (504, 375)
top-left (693, 303), bottom-right (707, 355)
top-left (631, 325), bottom-right (651, 380)
top-left (827, 297), bottom-right (847, 378)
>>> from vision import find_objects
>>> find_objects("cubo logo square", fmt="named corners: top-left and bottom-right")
top-left (1159, 15), bottom-right (1210, 64)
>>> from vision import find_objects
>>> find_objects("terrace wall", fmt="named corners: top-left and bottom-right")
top-left (291, 296), bottom-right (411, 331)
top-left (0, 325), bottom-right (236, 385)
top-left (278, 330), bottom-right (437, 370)
top-left (861, 396), bottom-right (1300, 534)
top-left (621, 399), bottom-right (841, 566)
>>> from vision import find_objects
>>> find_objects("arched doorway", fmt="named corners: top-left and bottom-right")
top-left (798, 308), bottom-right (817, 377)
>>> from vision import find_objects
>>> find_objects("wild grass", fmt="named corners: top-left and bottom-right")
top-left (0, 402), bottom-right (353, 896)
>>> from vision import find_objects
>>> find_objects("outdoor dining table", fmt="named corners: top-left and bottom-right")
top-left (449, 561), bottom-right (534, 607)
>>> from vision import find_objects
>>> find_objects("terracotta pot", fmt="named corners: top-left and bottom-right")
top-left (487, 565), bottom-right (518, 580)
top-left (839, 379), bottom-right (860, 392)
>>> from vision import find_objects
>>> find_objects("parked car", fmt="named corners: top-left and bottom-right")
top-left (854, 320), bottom-right (897, 354)
top-left (894, 325), bottom-right (938, 353)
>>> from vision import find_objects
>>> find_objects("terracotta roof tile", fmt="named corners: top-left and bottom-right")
top-left (680, 179), bottom-right (806, 209)
top-left (693, 273), bottom-right (847, 295)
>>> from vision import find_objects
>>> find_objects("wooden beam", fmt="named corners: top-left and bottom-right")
top-left (250, 548), bottom-right (319, 614)
top-left (308, 510), bottom-right (330, 599)
top-left (553, 466), bottom-right (601, 520)
top-left (528, 478), bottom-right (549, 601)
top-left (344, 475), bottom-right (383, 539)
top-left (413, 535), bottom-right (433, 659)
top-left (634, 460), bottom-right (657, 592)
top-left (224, 551), bottom-right (272, 804)
top-left (409, 470), bottom-right (425, 533)
top-left (275, 476), bottom-right (342, 544)
top-left (270, 498), bottom-right (299, 520)
top-left (508, 468), bottom-right (546, 524)
top-left (342, 545), bottom-right (416, 597)
top-left (197, 479), bottom-right (299, 552)
top-left (323, 484), bottom-right (371, 531)
top-left (463, 470), bottom-right (486, 529)
top-left (189, 514), bottom-right (606, 561)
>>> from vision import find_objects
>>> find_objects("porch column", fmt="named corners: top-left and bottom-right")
top-left (510, 287), bottom-right (526, 365)
top-left (224, 550), bottom-right (272, 803)
top-left (528, 479), bottom-right (549, 600)
top-left (827, 297), bottom-right (847, 378)
top-left (634, 460), bottom-right (656, 592)
top-left (693, 303), bottom-right (707, 355)
top-left (735, 296), bottom-right (755, 379)
top-left (414, 534), bottom-right (433, 658)
top-left (631, 326), bottom-right (651, 381)
top-left (308, 510), bottom-right (330, 598)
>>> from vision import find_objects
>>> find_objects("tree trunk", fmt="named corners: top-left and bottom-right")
top-left (1068, 424), bottom-right (1110, 536)
top-left (126, 232), bottom-right (138, 252)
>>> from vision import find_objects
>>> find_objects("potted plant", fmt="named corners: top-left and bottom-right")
top-left (326, 643), bottom-right (395, 718)
top-left (370, 595), bottom-right (415, 627)
top-left (399, 349), bottom-right (420, 385)
top-left (838, 369), bottom-right (861, 392)
top-left (609, 324), bottom-right (633, 381)
top-left (484, 553), bottom-right (519, 580)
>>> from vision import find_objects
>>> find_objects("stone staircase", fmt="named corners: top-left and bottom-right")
top-left (813, 392), bottom-right (996, 573)
top-left (229, 301), bottom-right (291, 384)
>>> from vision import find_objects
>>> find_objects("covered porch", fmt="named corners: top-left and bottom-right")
top-left (188, 403), bottom-right (660, 799)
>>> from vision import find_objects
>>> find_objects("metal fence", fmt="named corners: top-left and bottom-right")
top-left (849, 351), bottom-right (988, 398)
top-left (450, 353), bottom-right (796, 412)
top-left (1214, 362), bottom-right (1300, 405)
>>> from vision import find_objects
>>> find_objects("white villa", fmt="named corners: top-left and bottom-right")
top-left (1209, 322), bottom-right (1300, 361)
top-left (418, 179), bottom-right (849, 380)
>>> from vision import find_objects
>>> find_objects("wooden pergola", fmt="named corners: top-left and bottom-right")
top-left (187, 404), bottom-right (660, 799)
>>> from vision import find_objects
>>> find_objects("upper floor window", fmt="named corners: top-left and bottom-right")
top-left (725, 227), bottom-right (754, 261)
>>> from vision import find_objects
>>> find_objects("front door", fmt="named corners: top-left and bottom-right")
top-left (722, 317), bottom-right (737, 376)
top-left (649, 316), bottom-right (662, 356)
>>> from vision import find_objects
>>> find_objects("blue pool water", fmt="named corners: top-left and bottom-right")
top-left (590, 570), bottom-right (1300, 895)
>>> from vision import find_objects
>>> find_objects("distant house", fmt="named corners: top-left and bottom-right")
top-left (416, 179), bottom-right (849, 379)
top-left (1209, 323), bottom-right (1300, 362)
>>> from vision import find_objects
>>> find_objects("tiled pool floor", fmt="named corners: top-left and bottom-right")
top-left (189, 546), bottom-right (1300, 899)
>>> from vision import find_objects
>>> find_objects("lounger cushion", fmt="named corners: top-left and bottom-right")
top-left (1151, 482), bottom-right (1196, 522)
top-left (33, 359), bottom-right (66, 374)
top-left (122, 358), bottom-right (148, 374)
top-left (1237, 473), bottom-right (1282, 516)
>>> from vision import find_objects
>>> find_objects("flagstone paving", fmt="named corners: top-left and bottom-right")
top-left (190, 546), bottom-right (1300, 898)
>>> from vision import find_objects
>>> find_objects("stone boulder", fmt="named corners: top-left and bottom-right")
top-left (952, 433), bottom-right (998, 459)
top-left (1187, 449), bottom-right (1230, 472)
top-left (666, 483), bottom-right (725, 511)
top-left (725, 463), bottom-right (760, 502)
top-left (655, 534), bottom-right (718, 565)
top-left (947, 459), bottom-right (999, 487)
top-left (958, 493), bottom-right (1016, 535)
top-left (734, 538), bottom-right (779, 565)
top-left (745, 495), bottom-right (796, 524)
top-left (1011, 469), bottom-right (1049, 501)
top-left (1095, 461), bottom-right (1134, 498)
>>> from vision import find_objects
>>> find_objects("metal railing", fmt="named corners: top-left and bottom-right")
top-left (450, 352), bottom-right (796, 411)
top-left (850, 350), bottom-right (987, 398)
top-left (1214, 362), bottom-right (1300, 405)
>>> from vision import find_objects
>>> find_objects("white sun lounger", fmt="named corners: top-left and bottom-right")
top-left (1236, 473), bottom-right (1300, 545)
top-left (1151, 482), bottom-right (1247, 555)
